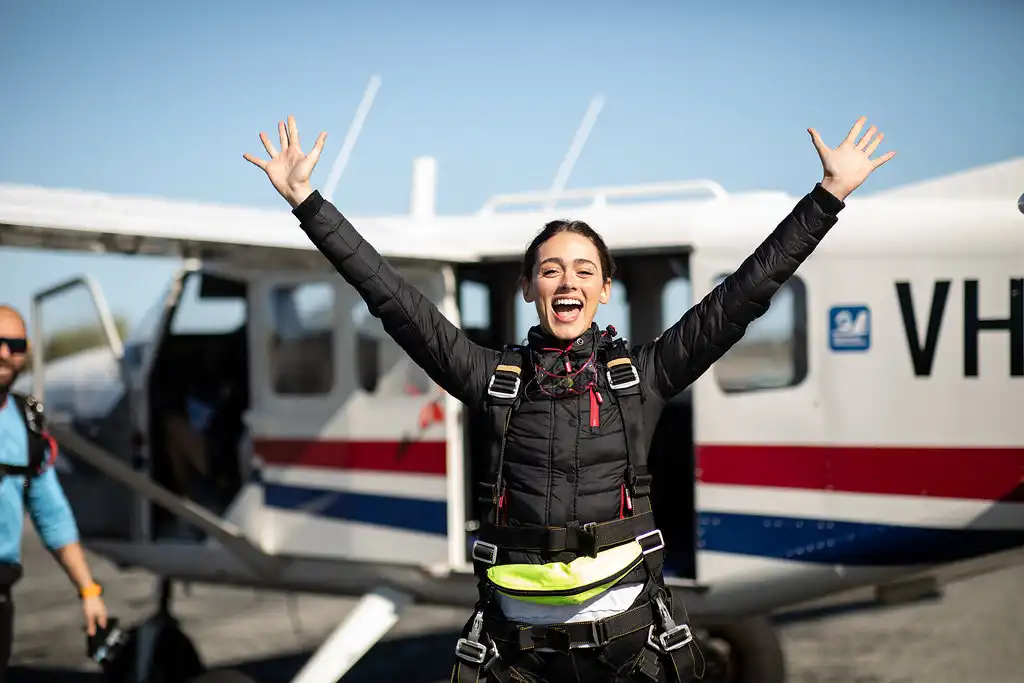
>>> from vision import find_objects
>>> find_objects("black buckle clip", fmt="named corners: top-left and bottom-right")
top-left (579, 522), bottom-right (599, 558)
top-left (487, 366), bottom-right (521, 399)
top-left (456, 610), bottom-right (498, 667)
top-left (646, 623), bottom-right (693, 653)
top-left (646, 594), bottom-right (692, 653)
top-left (471, 540), bottom-right (498, 565)
top-left (606, 358), bottom-right (640, 390)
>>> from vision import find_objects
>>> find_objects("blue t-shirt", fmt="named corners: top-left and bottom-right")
top-left (0, 397), bottom-right (79, 564)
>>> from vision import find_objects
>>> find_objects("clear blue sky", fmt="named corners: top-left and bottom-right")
top-left (0, 0), bottom-right (1021, 339)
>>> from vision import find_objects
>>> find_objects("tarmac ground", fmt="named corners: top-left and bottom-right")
top-left (9, 525), bottom-right (1024, 683)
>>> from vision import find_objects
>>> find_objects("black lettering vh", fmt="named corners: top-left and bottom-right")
top-left (895, 279), bottom-right (1023, 377)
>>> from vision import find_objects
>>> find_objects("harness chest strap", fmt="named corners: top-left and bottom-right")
top-left (473, 509), bottom-right (660, 561)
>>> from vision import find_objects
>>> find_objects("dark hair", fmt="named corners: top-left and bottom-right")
top-left (520, 220), bottom-right (616, 281)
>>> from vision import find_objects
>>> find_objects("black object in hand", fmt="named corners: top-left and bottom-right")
top-left (86, 617), bottom-right (127, 664)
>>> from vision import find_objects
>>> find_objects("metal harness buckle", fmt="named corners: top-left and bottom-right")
top-left (606, 363), bottom-right (640, 391)
top-left (456, 610), bottom-right (498, 667)
top-left (487, 373), bottom-right (521, 400)
top-left (647, 623), bottom-right (693, 653)
top-left (471, 540), bottom-right (498, 565)
top-left (646, 594), bottom-right (693, 653)
top-left (636, 529), bottom-right (665, 555)
top-left (455, 637), bottom-right (491, 665)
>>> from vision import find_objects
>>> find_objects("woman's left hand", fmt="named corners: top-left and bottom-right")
top-left (808, 116), bottom-right (896, 201)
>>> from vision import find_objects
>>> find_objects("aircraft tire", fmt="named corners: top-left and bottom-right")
top-left (699, 616), bottom-right (785, 683)
top-left (100, 621), bottom-right (206, 683)
top-left (188, 670), bottom-right (258, 683)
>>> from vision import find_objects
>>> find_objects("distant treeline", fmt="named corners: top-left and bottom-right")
top-left (41, 317), bottom-right (132, 361)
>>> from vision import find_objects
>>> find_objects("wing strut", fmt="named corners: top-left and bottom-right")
top-left (48, 424), bottom-right (284, 578)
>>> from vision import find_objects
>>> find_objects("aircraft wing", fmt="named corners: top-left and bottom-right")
top-left (0, 183), bottom-right (480, 265)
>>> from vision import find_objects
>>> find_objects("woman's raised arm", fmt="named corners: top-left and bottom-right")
top-left (635, 117), bottom-right (896, 399)
top-left (244, 116), bottom-right (499, 406)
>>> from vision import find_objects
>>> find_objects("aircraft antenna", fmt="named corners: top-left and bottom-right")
top-left (323, 74), bottom-right (382, 203)
top-left (545, 95), bottom-right (605, 210)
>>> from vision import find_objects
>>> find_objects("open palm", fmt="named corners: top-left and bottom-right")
top-left (808, 116), bottom-right (896, 201)
top-left (244, 115), bottom-right (327, 208)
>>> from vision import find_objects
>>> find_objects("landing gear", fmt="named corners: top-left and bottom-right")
top-left (100, 578), bottom-right (206, 683)
top-left (695, 616), bottom-right (785, 683)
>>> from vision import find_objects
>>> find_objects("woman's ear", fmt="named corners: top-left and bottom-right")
top-left (521, 276), bottom-right (535, 303)
top-left (598, 277), bottom-right (612, 305)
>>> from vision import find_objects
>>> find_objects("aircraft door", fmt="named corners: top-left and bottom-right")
top-left (145, 267), bottom-right (250, 540)
top-left (22, 275), bottom-right (138, 541)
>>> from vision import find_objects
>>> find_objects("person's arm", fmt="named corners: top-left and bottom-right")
top-left (637, 183), bottom-right (843, 399)
top-left (26, 446), bottom-right (109, 635)
top-left (636, 117), bottom-right (897, 400)
top-left (25, 458), bottom-right (96, 593)
top-left (293, 190), bottom-right (499, 406)
top-left (244, 117), bottom-right (500, 407)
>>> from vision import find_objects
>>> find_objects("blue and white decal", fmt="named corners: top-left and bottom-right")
top-left (829, 305), bottom-right (871, 352)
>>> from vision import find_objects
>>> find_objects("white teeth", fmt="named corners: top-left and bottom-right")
top-left (554, 298), bottom-right (582, 307)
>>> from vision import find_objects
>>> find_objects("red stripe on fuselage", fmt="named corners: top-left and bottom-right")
top-left (255, 439), bottom-right (447, 475)
top-left (697, 444), bottom-right (1024, 502)
top-left (253, 438), bottom-right (1023, 500)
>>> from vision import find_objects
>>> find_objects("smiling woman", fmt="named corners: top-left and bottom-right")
top-left (243, 114), bottom-right (895, 683)
top-left (520, 219), bottom-right (615, 340)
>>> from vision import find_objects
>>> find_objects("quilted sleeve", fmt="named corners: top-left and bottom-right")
top-left (293, 191), bottom-right (500, 406)
top-left (636, 183), bottom-right (845, 400)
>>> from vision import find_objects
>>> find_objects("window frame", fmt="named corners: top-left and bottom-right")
top-left (710, 272), bottom-right (809, 395)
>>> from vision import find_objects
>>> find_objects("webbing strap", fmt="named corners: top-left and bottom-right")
top-left (11, 393), bottom-right (47, 476)
top-left (7, 393), bottom-right (50, 502)
top-left (451, 606), bottom-right (500, 683)
top-left (476, 510), bottom-right (658, 558)
top-left (601, 340), bottom-right (654, 517)
top-left (485, 598), bottom-right (658, 652)
top-left (478, 347), bottom-right (526, 530)
top-left (630, 586), bottom-right (707, 682)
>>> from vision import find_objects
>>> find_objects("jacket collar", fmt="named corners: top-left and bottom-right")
top-left (526, 323), bottom-right (602, 363)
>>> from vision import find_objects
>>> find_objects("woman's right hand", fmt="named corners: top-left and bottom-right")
top-left (244, 115), bottom-right (327, 208)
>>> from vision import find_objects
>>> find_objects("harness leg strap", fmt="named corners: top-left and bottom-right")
top-left (631, 592), bottom-right (707, 683)
top-left (451, 609), bottom-right (500, 683)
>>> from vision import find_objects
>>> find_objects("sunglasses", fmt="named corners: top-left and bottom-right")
top-left (0, 337), bottom-right (28, 354)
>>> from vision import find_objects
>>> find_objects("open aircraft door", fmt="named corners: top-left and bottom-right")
top-left (245, 260), bottom-right (466, 570)
top-left (26, 275), bottom-right (138, 542)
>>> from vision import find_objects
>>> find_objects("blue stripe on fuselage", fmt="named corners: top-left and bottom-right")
top-left (263, 483), bottom-right (448, 536)
top-left (263, 483), bottom-right (1024, 566)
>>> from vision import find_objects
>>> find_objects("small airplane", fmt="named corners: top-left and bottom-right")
top-left (2, 115), bottom-right (1023, 682)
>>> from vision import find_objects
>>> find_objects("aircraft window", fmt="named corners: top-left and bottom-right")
top-left (169, 273), bottom-right (246, 336)
top-left (459, 280), bottom-right (490, 330)
top-left (661, 276), bottom-right (694, 329)
top-left (710, 274), bottom-right (807, 393)
top-left (268, 282), bottom-right (335, 395)
top-left (514, 279), bottom-right (630, 343)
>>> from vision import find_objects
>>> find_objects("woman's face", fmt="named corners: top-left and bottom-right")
top-left (521, 231), bottom-right (611, 341)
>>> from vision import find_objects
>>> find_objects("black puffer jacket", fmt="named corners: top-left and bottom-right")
top-left (294, 183), bottom-right (844, 544)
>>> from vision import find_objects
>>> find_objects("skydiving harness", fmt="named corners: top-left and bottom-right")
top-left (451, 332), bottom-right (706, 682)
top-left (0, 392), bottom-right (53, 497)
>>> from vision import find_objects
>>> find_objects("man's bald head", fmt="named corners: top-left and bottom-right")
top-left (0, 305), bottom-right (27, 335)
top-left (0, 304), bottom-right (29, 394)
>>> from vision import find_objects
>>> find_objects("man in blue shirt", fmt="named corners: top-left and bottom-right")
top-left (0, 305), bottom-right (107, 679)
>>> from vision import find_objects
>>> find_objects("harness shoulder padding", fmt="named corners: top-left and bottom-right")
top-left (3, 392), bottom-right (50, 483)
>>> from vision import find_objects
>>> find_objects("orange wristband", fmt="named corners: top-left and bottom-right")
top-left (80, 583), bottom-right (103, 599)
